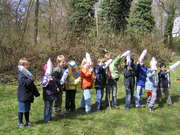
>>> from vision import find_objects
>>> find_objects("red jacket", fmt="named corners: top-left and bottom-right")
top-left (80, 67), bottom-right (94, 89)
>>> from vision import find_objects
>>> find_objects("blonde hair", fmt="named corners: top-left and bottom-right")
top-left (56, 55), bottom-right (65, 63)
top-left (18, 58), bottom-right (29, 66)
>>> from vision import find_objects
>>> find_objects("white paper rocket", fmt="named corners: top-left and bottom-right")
top-left (150, 57), bottom-right (157, 70)
top-left (45, 58), bottom-right (53, 75)
top-left (86, 52), bottom-right (93, 66)
top-left (169, 61), bottom-right (180, 71)
top-left (139, 49), bottom-right (147, 62)
top-left (126, 55), bottom-right (131, 66)
top-left (121, 50), bottom-right (131, 58)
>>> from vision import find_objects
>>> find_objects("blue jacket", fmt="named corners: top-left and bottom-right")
top-left (17, 72), bottom-right (40, 103)
top-left (136, 64), bottom-right (147, 87)
top-left (94, 65), bottom-right (106, 89)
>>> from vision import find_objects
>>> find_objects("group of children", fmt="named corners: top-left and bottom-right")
top-left (17, 50), bottom-right (173, 128)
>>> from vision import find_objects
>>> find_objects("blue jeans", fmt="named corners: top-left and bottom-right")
top-left (105, 79), bottom-right (118, 106)
top-left (81, 89), bottom-right (91, 113)
top-left (125, 87), bottom-right (134, 108)
top-left (135, 86), bottom-right (144, 106)
top-left (18, 101), bottom-right (31, 113)
top-left (96, 89), bottom-right (104, 110)
top-left (44, 100), bottom-right (53, 122)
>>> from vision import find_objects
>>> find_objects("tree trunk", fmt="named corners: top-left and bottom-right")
top-left (48, 0), bottom-right (52, 39)
top-left (20, 0), bottom-right (34, 46)
top-left (34, 0), bottom-right (39, 45)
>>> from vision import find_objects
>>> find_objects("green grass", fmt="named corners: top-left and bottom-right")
top-left (0, 66), bottom-right (180, 135)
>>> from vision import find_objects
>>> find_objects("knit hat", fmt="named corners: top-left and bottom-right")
top-left (68, 60), bottom-right (77, 67)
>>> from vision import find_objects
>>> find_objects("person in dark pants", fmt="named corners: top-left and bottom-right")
top-left (17, 58), bottom-right (40, 128)
top-left (65, 90), bottom-right (76, 112)
top-left (61, 60), bottom-right (80, 112)
top-left (42, 73), bottom-right (59, 122)
top-left (52, 55), bottom-right (67, 115)
top-left (94, 58), bottom-right (107, 111)
top-left (158, 63), bottom-right (172, 105)
top-left (105, 54), bottom-right (124, 108)
top-left (123, 58), bottom-right (136, 109)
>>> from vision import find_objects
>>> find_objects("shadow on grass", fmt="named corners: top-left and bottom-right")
top-left (171, 95), bottom-right (180, 103)
top-left (34, 95), bottom-right (180, 125)
top-left (34, 106), bottom-right (104, 124)
top-left (157, 95), bottom-right (180, 109)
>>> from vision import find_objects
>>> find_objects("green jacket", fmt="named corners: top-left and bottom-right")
top-left (65, 70), bottom-right (81, 90)
top-left (107, 56), bottom-right (122, 80)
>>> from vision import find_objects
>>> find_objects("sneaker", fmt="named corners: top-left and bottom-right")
top-left (112, 105), bottom-right (119, 109)
top-left (149, 107), bottom-right (154, 112)
top-left (86, 111), bottom-right (92, 114)
top-left (124, 107), bottom-right (130, 110)
top-left (55, 111), bottom-right (64, 116)
top-left (18, 123), bottom-right (24, 128)
top-left (25, 122), bottom-right (32, 127)
top-left (44, 120), bottom-right (51, 123)
top-left (136, 105), bottom-right (142, 108)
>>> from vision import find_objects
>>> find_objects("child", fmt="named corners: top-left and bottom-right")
top-left (124, 58), bottom-right (136, 109)
top-left (17, 58), bottom-right (40, 128)
top-left (80, 58), bottom-right (95, 113)
top-left (60, 60), bottom-right (80, 112)
top-left (42, 59), bottom-right (59, 122)
top-left (105, 52), bottom-right (125, 108)
top-left (145, 57), bottom-right (158, 112)
top-left (94, 58), bottom-right (106, 111)
top-left (135, 61), bottom-right (147, 108)
top-left (52, 55), bottom-right (67, 115)
top-left (158, 63), bottom-right (172, 105)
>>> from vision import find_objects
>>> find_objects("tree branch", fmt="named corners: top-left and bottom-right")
top-left (158, 0), bottom-right (169, 14)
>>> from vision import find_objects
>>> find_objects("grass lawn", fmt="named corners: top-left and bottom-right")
top-left (0, 65), bottom-right (180, 135)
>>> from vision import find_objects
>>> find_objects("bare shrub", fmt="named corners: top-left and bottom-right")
top-left (0, 33), bottom-right (172, 81)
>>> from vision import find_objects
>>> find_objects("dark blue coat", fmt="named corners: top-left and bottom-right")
top-left (94, 65), bottom-right (106, 89)
top-left (17, 72), bottom-right (40, 103)
top-left (124, 65), bottom-right (136, 89)
top-left (42, 75), bottom-right (59, 101)
top-left (136, 64), bottom-right (147, 87)
top-left (158, 70), bottom-right (170, 88)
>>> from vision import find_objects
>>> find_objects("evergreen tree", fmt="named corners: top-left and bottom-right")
top-left (68, 0), bottom-right (95, 35)
top-left (99, 0), bottom-right (132, 33)
top-left (126, 0), bottom-right (155, 35)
